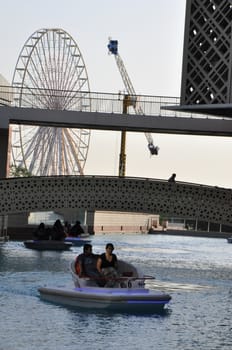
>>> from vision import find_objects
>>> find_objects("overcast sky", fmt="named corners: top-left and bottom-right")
top-left (0, 0), bottom-right (232, 188)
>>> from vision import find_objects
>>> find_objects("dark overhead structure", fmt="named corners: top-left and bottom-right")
top-left (170, 0), bottom-right (232, 117)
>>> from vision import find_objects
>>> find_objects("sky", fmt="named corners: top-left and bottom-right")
top-left (0, 0), bottom-right (232, 188)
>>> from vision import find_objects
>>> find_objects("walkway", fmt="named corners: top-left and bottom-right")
top-left (1, 87), bottom-right (232, 136)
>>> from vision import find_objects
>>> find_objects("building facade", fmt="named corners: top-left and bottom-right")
top-left (181, 0), bottom-right (232, 105)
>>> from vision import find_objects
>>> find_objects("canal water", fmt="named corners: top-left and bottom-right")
top-left (0, 234), bottom-right (232, 350)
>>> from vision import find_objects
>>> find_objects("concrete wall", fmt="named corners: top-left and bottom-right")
top-left (93, 211), bottom-right (159, 233)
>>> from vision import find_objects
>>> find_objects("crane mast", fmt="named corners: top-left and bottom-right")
top-left (108, 39), bottom-right (159, 162)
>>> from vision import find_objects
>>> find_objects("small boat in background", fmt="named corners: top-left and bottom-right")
top-left (147, 228), bottom-right (166, 234)
top-left (38, 260), bottom-right (171, 313)
top-left (227, 237), bottom-right (232, 243)
top-left (64, 236), bottom-right (91, 246)
top-left (24, 240), bottom-right (73, 251)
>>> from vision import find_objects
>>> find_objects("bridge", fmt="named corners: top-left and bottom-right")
top-left (1, 87), bottom-right (232, 235)
top-left (1, 89), bottom-right (232, 135)
top-left (0, 175), bottom-right (231, 227)
top-left (1, 88), bottom-right (232, 178)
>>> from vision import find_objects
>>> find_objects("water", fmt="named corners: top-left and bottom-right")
top-left (0, 234), bottom-right (232, 350)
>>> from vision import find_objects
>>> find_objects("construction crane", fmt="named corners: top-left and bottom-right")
top-left (108, 39), bottom-right (159, 177)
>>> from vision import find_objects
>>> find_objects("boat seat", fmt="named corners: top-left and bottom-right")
top-left (117, 260), bottom-right (139, 278)
top-left (74, 260), bottom-right (81, 275)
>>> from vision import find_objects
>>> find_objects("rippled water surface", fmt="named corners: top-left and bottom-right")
top-left (1, 234), bottom-right (232, 350)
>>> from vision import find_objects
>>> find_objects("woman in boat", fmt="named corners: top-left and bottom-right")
top-left (64, 221), bottom-right (72, 236)
top-left (34, 222), bottom-right (50, 240)
top-left (97, 243), bottom-right (119, 287)
top-left (51, 219), bottom-right (66, 240)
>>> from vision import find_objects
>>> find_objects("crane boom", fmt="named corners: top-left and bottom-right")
top-left (108, 39), bottom-right (159, 155)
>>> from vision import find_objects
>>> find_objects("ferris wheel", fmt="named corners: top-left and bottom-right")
top-left (11, 28), bottom-right (91, 176)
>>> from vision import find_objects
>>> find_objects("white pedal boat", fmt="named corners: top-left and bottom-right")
top-left (38, 260), bottom-right (171, 313)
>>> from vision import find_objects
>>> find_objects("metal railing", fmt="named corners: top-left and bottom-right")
top-left (0, 84), bottom-right (221, 120)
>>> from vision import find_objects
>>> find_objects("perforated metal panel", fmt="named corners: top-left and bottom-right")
top-left (0, 176), bottom-right (232, 226)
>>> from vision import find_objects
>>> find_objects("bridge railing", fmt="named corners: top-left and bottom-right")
top-left (0, 84), bottom-right (219, 120)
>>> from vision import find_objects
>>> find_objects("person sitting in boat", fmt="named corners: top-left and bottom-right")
top-left (97, 243), bottom-right (119, 287)
top-left (51, 219), bottom-right (66, 241)
top-left (34, 222), bottom-right (50, 240)
top-left (76, 243), bottom-right (105, 287)
top-left (69, 220), bottom-right (84, 237)
top-left (64, 221), bottom-right (72, 236)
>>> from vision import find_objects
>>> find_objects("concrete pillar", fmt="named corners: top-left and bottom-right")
top-left (0, 215), bottom-right (8, 236)
top-left (0, 128), bottom-right (9, 178)
top-left (86, 210), bottom-right (95, 235)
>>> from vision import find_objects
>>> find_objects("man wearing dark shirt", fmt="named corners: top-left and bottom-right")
top-left (76, 243), bottom-right (105, 286)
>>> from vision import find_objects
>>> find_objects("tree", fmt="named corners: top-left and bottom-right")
top-left (9, 165), bottom-right (32, 177)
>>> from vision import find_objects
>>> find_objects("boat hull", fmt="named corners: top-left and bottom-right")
top-left (24, 240), bottom-right (72, 251)
top-left (147, 229), bottom-right (166, 234)
top-left (38, 286), bottom-right (171, 313)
